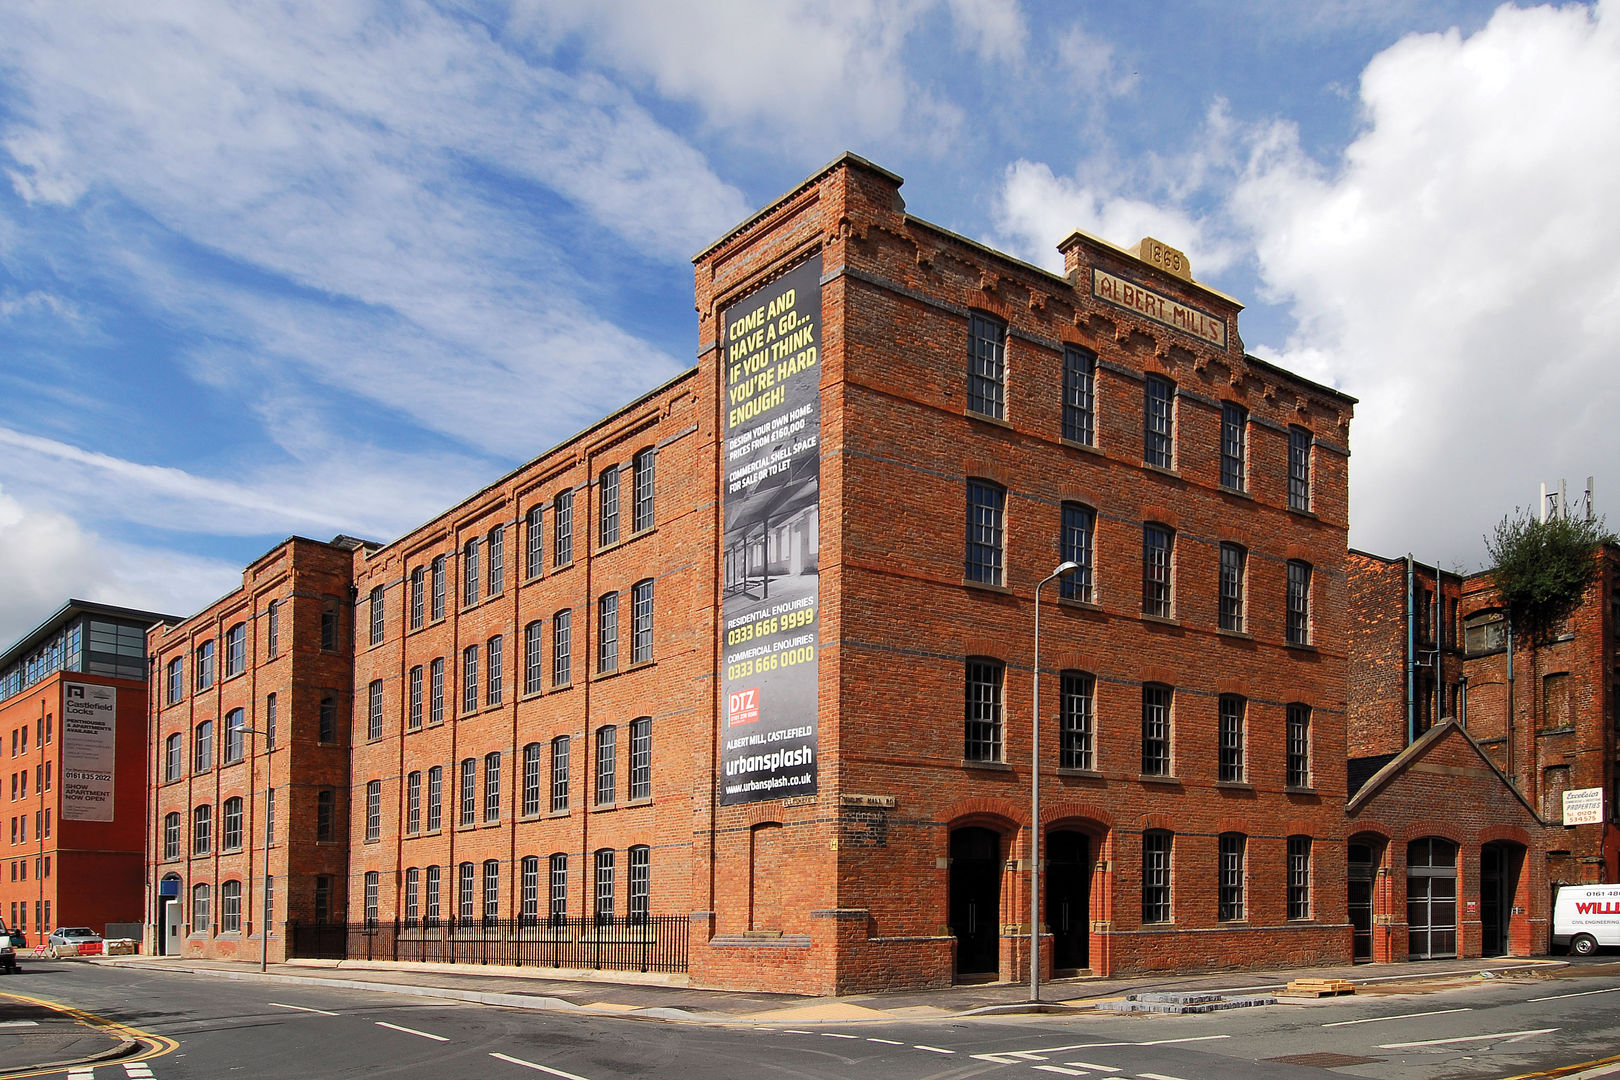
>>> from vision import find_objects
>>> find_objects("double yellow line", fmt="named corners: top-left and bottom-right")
top-left (0, 990), bottom-right (176, 1078)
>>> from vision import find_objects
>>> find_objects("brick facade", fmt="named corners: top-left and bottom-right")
top-left (145, 154), bottom-right (1365, 990)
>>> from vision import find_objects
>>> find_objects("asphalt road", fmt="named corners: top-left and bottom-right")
top-left (6, 960), bottom-right (1620, 1080)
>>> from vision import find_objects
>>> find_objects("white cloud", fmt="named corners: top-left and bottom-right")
top-left (1231, 0), bottom-right (1620, 568)
top-left (993, 158), bottom-right (1240, 276)
top-left (1053, 22), bottom-right (1135, 101)
top-left (0, 485), bottom-right (241, 644)
top-left (510, 0), bottom-right (984, 154)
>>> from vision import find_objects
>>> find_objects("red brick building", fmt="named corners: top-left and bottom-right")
top-left (1345, 544), bottom-right (1620, 961)
top-left (146, 154), bottom-right (1359, 990)
top-left (1, 600), bottom-right (174, 943)
top-left (147, 538), bottom-right (359, 958)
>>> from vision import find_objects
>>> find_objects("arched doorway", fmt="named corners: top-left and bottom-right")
top-left (1348, 836), bottom-right (1383, 962)
top-left (949, 827), bottom-right (1003, 977)
top-left (159, 873), bottom-right (184, 955)
top-left (1481, 841), bottom-right (1524, 957)
top-left (1408, 837), bottom-right (1458, 960)
top-left (1046, 830), bottom-right (1091, 971)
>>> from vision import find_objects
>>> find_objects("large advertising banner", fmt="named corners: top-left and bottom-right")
top-left (62, 682), bottom-right (116, 822)
top-left (719, 255), bottom-right (822, 805)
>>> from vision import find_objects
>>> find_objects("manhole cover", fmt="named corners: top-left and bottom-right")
top-left (1267, 1052), bottom-right (1385, 1068)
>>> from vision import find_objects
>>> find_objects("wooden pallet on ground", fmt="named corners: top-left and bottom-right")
top-left (1286, 978), bottom-right (1356, 997)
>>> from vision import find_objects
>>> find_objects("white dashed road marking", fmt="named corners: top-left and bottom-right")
top-left (490, 1052), bottom-right (596, 1080)
top-left (866, 1038), bottom-right (903, 1045)
top-left (1324, 1007), bottom-right (1470, 1027)
top-left (375, 1020), bottom-right (449, 1041)
top-left (820, 1032), bottom-right (859, 1039)
top-left (1529, 985), bottom-right (1620, 1002)
top-left (914, 1044), bottom-right (955, 1054)
top-left (1031, 1067), bottom-right (1085, 1076)
top-left (270, 1002), bottom-right (339, 1015)
top-left (1138, 1072), bottom-right (1194, 1080)
top-left (1379, 1027), bottom-right (1558, 1049)
top-left (1062, 1062), bottom-right (1120, 1072)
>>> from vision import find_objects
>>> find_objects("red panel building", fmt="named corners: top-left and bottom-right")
top-left (1, 600), bottom-right (175, 943)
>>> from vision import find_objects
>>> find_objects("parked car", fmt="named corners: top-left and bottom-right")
top-left (7, 929), bottom-right (24, 949)
top-left (46, 927), bottom-right (102, 958)
top-left (1553, 884), bottom-right (1620, 956)
top-left (0, 937), bottom-right (16, 974)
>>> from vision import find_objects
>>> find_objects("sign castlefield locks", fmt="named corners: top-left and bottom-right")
top-left (719, 255), bottom-right (822, 805)
top-left (62, 682), bottom-right (116, 822)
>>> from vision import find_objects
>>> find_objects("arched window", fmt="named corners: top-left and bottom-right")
top-left (220, 880), bottom-right (242, 933)
top-left (221, 797), bottom-right (243, 851)
top-left (162, 812), bottom-right (180, 860)
top-left (192, 804), bottom-right (212, 854)
top-left (192, 883), bottom-right (211, 933)
top-left (193, 720), bottom-right (213, 772)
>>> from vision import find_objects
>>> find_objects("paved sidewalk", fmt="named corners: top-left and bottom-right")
top-left (0, 985), bottom-right (135, 1078)
top-left (91, 951), bottom-right (1568, 1024)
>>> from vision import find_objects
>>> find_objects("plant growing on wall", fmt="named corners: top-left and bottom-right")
top-left (1484, 509), bottom-right (1616, 645)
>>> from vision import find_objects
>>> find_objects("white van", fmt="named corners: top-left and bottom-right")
top-left (1552, 884), bottom-right (1620, 956)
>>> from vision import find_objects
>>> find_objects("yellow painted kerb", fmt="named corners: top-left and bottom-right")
top-left (0, 989), bottom-right (177, 1078)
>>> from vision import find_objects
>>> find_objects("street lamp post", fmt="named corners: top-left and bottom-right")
top-left (1032, 560), bottom-right (1081, 1004)
top-left (240, 725), bottom-right (272, 973)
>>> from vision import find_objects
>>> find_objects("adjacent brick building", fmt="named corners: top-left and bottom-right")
top-left (145, 153), bottom-right (1360, 991)
top-left (1, 600), bottom-right (175, 942)
top-left (1346, 543), bottom-right (1620, 962)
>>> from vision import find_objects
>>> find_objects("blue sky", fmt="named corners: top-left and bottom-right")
top-left (2, 0), bottom-right (1617, 641)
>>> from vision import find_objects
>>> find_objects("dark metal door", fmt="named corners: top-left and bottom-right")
top-left (1046, 830), bottom-right (1090, 970)
top-left (1349, 842), bottom-right (1374, 961)
top-left (949, 828), bottom-right (1002, 976)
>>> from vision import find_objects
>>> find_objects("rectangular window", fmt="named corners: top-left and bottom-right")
top-left (367, 680), bottom-right (383, 741)
top-left (549, 854), bottom-right (568, 924)
top-left (1059, 503), bottom-right (1095, 603)
top-left (965, 481), bottom-right (1005, 585)
top-left (521, 856), bottom-right (540, 923)
top-left (1220, 403), bottom-right (1247, 491)
top-left (1287, 836), bottom-right (1312, 920)
top-left (224, 623), bottom-right (246, 678)
top-left (600, 465), bottom-right (620, 547)
top-left (365, 780), bottom-right (381, 842)
top-left (1218, 543), bottom-right (1246, 632)
top-left (964, 659), bottom-right (1004, 762)
top-left (1218, 834), bottom-right (1246, 921)
top-left (525, 505), bottom-right (545, 579)
top-left (459, 863), bottom-right (475, 921)
top-left (487, 525), bottom-right (505, 595)
top-left (462, 646), bottom-right (479, 714)
top-left (553, 610), bottom-right (572, 686)
top-left (484, 752), bottom-right (501, 823)
top-left (631, 579), bottom-right (654, 664)
top-left (1059, 670), bottom-right (1094, 771)
top-left (594, 849), bottom-right (615, 925)
top-left (196, 640), bottom-right (215, 690)
top-left (166, 657), bottom-right (184, 705)
top-left (522, 743), bottom-right (542, 817)
top-left (1142, 831), bottom-right (1172, 923)
top-left (597, 593), bottom-right (618, 674)
top-left (194, 721), bottom-right (213, 772)
top-left (1144, 375), bottom-right (1175, 469)
top-left (1141, 683), bottom-right (1172, 776)
top-left (410, 568), bottom-right (424, 630)
top-left (406, 771), bottom-right (421, 835)
top-left (408, 666), bottom-right (423, 730)
top-left (429, 658), bottom-right (444, 724)
top-left (633, 449), bottom-right (655, 534)
top-left (1142, 524), bottom-right (1174, 618)
top-left (629, 716), bottom-right (651, 801)
top-left (629, 846), bottom-right (650, 924)
top-left (363, 872), bottom-right (378, 925)
top-left (318, 696), bottom-right (336, 743)
top-left (967, 313), bottom-right (1006, 419)
top-left (267, 600), bottom-right (279, 658)
top-left (483, 861), bottom-right (499, 922)
top-left (463, 539), bottom-right (481, 607)
top-left (1286, 561), bottom-right (1312, 645)
top-left (1288, 426), bottom-right (1312, 511)
top-left (524, 621), bottom-right (544, 695)
top-left (163, 813), bottom-right (180, 860)
top-left (224, 710), bottom-right (245, 763)
top-left (1286, 703), bottom-right (1312, 788)
top-left (1062, 345), bottom-right (1096, 445)
top-left (427, 766), bottom-right (443, 832)
top-left (1218, 695), bottom-right (1245, 782)
top-left (222, 880), bottom-right (242, 933)
top-left (193, 804), bottom-right (211, 855)
top-left (320, 605), bottom-right (338, 651)
top-left (431, 556), bottom-right (446, 620)
top-left (551, 736), bottom-right (570, 812)
top-left (459, 758), bottom-right (477, 826)
top-left (595, 726), bottom-right (617, 805)
top-left (487, 635), bottom-right (503, 706)
top-left (554, 491), bottom-right (574, 565)
top-left (369, 585), bottom-right (385, 645)
top-left (426, 865), bottom-right (442, 923)
top-left (266, 786), bottom-right (275, 845)
top-left (316, 789), bottom-right (333, 842)
top-left (405, 867), bottom-right (420, 924)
